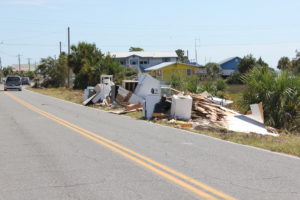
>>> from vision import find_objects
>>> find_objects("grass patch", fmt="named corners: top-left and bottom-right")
top-left (27, 87), bottom-right (83, 104)
top-left (28, 86), bottom-right (300, 157)
top-left (191, 128), bottom-right (300, 157)
top-left (155, 119), bottom-right (300, 157)
top-left (226, 84), bottom-right (247, 94)
top-left (124, 111), bottom-right (143, 119)
top-left (226, 84), bottom-right (248, 113)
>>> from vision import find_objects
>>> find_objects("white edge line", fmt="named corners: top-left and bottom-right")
top-left (24, 88), bottom-right (300, 160)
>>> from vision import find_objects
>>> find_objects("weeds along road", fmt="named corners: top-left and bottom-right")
top-left (0, 86), bottom-right (300, 200)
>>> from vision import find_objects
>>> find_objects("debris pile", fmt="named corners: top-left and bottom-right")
top-left (191, 93), bottom-right (233, 125)
top-left (82, 74), bottom-right (278, 136)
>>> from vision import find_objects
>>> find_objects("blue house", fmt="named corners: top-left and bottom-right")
top-left (219, 57), bottom-right (241, 76)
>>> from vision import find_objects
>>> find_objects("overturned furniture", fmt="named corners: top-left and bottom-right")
top-left (122, 80), bottom-right (138, 92)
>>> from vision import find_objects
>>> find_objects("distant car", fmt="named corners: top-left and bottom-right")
top-left (4, 76), bottom-right (22, 91)
top-left (21, 77), bottom-right (30, 85)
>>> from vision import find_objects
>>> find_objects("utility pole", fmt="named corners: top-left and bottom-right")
top-left (27, 58), bottom-right (31, 71)
top-left (194, 39), bottom-right (198, 63)
top-left (194, 38), bottom-right (201, 64)
top-left (59, 41), bottom-right (62, 55)
top-left (186, 50), bottom-right (189, 60)
top-left (67, 27), bottom-right (70, 88)
top-left (0, 57), bottom-right (2, 70)
top-left (17, 54), bottom-right (22, 73)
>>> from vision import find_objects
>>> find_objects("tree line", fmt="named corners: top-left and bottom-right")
top-left (236, 52), bottom-right (300, 132)
top-left (36, 42), bottom-right (137, 89)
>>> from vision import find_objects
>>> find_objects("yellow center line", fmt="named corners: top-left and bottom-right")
top-left (4, 92), bottom-right (236, 200)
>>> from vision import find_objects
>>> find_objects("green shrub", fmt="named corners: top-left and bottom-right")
top-left (242, 67), bottom-right (300, 131)
top-left (226, 72), bottom-right (243, 84)
top-left (216, 79), bottom-right (227, 91)
top-left (170, 75), bottom-right (184, 90)
top-left (198, 82), bottom-right (217, 96)
top-left (186, 76), bottom-right (199, 93)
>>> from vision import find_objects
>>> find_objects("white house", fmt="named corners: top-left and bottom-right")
top-left (109, 51), bottom-right (178, 72)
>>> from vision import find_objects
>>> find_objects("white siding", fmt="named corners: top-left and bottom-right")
top-left (115, 56), bottom-right (177, 71)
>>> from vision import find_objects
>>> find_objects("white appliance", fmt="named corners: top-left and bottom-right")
top-left (143, 94), bottom-right (161, 120)
top-left (170, 94), bottom-right (192, 121)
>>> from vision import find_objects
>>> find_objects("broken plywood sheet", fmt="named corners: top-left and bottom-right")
top-left (124, 103), bottom-right (142, 112)
top-left (225, 114), bottom-right (278, 136)
top-left (190, 93), bottom-right (277, 136)
top-left (246, 103), bottom-right (264, 124)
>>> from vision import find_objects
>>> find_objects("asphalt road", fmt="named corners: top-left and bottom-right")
top-left (0, 86), bottom-right (300, 200)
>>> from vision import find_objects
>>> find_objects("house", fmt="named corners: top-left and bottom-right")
top-left (11, 64), bottom-right (36, 72)
top-left (219, 57), bottom-right (241, 76)
top-left (145, 62), bottom-right (206, 82)
top-left (109, 51), bottom-right (178, 72)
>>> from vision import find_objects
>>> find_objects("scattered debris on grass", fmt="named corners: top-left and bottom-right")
top-left (83, 74), bottom-right (278, 136)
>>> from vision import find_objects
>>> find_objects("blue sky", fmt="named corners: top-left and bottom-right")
top-left (0, 0), bottom-right (299, 68)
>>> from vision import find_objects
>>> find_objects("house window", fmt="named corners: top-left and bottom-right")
top-left (140, 59), bottom-right (149, 65)
top-left (120, 60), bottom-right (126, 65)
top-left (162, 58), bottom-right (171, 62)
top-left (186, 68), bottom-right (192, 76)
top-left (130, 60), bottom-right (137, 65)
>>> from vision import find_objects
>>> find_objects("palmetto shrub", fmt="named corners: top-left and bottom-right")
top-left (242, 67), bottom-right (300, 132)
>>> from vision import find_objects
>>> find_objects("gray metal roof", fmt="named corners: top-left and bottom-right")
top-left (145, 62), bottom-right (176, 71)
top-left (109, 51), bottom-right (178, 58)
top-left (145, 62), bottom-right (203, 71)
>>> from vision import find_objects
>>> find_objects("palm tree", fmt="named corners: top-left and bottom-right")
top-left (242, 67), bottom-right (300, 131)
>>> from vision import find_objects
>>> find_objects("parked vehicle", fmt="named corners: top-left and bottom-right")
top-left (21, 77), bottom-right (30, 85)
top-left (4, 76), bottom-right (22, 91)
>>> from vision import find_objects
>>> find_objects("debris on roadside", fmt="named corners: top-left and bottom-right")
top-left (83, 86), bottom-right (96, 102)
top-left (170, 94), bottom-right (193, 121)
top-left (83, 93), bottom-right (97, 106)
top-left (82, 74), bottom-right (278, 136)
top-left (122, 80), bottom-right (138, 92)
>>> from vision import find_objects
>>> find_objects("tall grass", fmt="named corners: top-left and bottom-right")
top-left (242, 67), bottom-right (300, 132)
